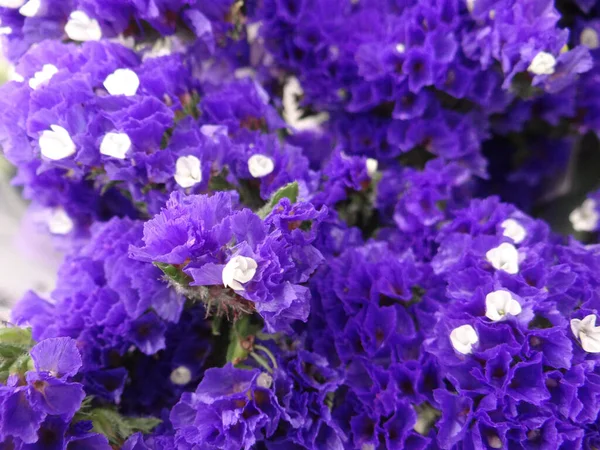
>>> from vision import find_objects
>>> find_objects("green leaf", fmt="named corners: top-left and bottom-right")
top-left (90, 408), bottom-right (161, 445)
top-left (0, 327), bottom-right (34, 347)
top-left (257, 181), bottom-right (299, 219)
top-left (154, 262), bottom-right (192, 286)
top-left (225, 316), bottom-right (262, 365)
top-left (0, 343), bottom-right (29, 360)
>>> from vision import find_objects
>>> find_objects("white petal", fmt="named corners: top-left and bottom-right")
top-left (366, 158), bottom-right (378, 177)
top-left (170, 366), bottom-right (192, 385)
top-left (100, 132), bottom-right (131, 159)
top-left (571, 315), bottom-right (600, 353)
top-left (501, 219), bottom-right (526, 244)
top-left (581, 27), bottom-right (599, 50)
top-left (174, 155), bottom-right (202, 188)
top-left (222, 255), bottom-right (258, 291)
top-left (0, 0), bottom-right (24, 8)
top-left (39, 125), bottom-right (76, 160)
top-left (450, 324), bottom-right (478, 355)
top-left (103, 68), bottom-right (140, 97)
top-left (485, 242), bottom-right (519, 274)
top-left (248, 154), bottom-right (274, 178)
top-left (466, 0), bottom-right (475, 12)
top-left (47, 208), bottom-right (73, 235)
top-left (256, 373), bottom-right (273, 389)
top-left (527, 51), bottom-right (556, 76)
top-left (485, 290), bottom-right (521, 321)
top-left (65, 11), bottom-right (102, 42)
top-left (28, 64), bottom-right (58, 90)
top-left (19, 0), bottom-right (40, 17)
top-left (570, 199), bottom-right (599, 232)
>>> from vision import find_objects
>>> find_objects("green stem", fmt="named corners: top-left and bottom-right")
top-left (249, 351), bottom-right (273, 373)
top-left (253, 344), bottom-right (278, 370)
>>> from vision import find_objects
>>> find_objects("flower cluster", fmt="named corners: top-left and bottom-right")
top-left (3, 0), bottom-right (600, 449)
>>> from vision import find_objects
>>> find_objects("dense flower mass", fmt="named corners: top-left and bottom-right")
top-left (3, 0), bottom-right (600, 448)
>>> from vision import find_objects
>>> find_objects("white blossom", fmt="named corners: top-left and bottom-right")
top-left (485, 290), bottom-right (522, 321)
top-left (450, 324), bottom-right (478, 355)
top-left (100, 132), bottom-right (131, 159)
top-left (0, 0), bottom-right (24, 8)
top-left (39, 125), bottom-right (76, 160)
top-left (256, 373), bottom-right (273, 389)
top-left (103, 68), bottom-right (140, 97)
top-left (581, 27), bottom-right (599, 50)
top-left (500, 218), bottom-right (526, 244)
top-left (170, 366), bottom-right (192, 385)
top-left (366, 158), bottom-right (378, 177)
top-left (486, 242), bottom-right (519, 274)
top-left (174, 155), bottom-right (202, 188)
top-left (65, 11), bottom-right (102, 42)
top-left (571, 315), bottom-right (600, 353)
top-left (527, 51), bottom-right (556, 76)
top-left (28, 64), bottom-right (58, 90)
top-left (570, 199), bottom-right (599, 232)
top-left (47, 208), bottom-right (73, 235)
top-left (222, 255), bottom-right (258, 291)
top-left (248, 154), bottom-right (274, 178)
top-left (19, 0), bottom-right (40, 17)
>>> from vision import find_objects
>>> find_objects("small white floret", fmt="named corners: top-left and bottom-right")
top-left (28, 64), bottom-right (58, 90)
top-left (100, 132), bottom-right (131, 159)
top-left (47, 208), bottom-right (73, 235)
top-left (256, 373), bottom-right (273, 389)
top-left (0, 0), bottom-right (24, 8)
top-left (395, 43), bottom-right (405, 53)
top-left (527, 51), bottom-right (556, 76)
top-left (366, 158), bottom-right (378, 177)
top-left (65, 11), bottom-right (102, 42)
top-left (39, 125), bottom-right (76, 160)
top-left (222, 255), bottom-right (258, 291)
top-left (248, 154), bottom-right (274, 178)
top-left (450, 324), bottom-right (478, 355)
top-left (485, 290), bottom-right (522, 322)
top-left (486, 242), bottom-right (519, 274)
top-left (19, 0), bottom-right (40, 17)
top-left (170, 366), bottom-right (192, 385)
top-left (581, 27), bottom-right (599, 50)
top-left (174, 155), bottom-right (202, 188)
top-left (571, 314), bottom-right (600, 353)
top-left (500, 218), bottom-right (526, 244)
top-left (103, 68), bottom-right (140, 97)
top-left (570, 199), bottom-right (599, 232)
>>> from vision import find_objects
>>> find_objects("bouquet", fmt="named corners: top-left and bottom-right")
top-left (1, 0), bottom-right (600, 448)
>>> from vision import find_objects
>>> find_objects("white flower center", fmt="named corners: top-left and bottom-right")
top-left (103, 68), bottom-right (140, 97)
top-left (256, 373), bottom-right (273, 389)
top-left (500, 218), bottom-right (526, 244)
top-left (485, 290), bottom-right (522, 321)
top-left (222, 255), bottom-right (258, 291)
top-left (486, 242), bottom-right (519, 274)
top-left (174, 155), bottom-right (202, 188)
top-left (248, 154), bottom-right (275, 178)
top-left (65, 11), bottom-right (102, 42)
top-left (570, 199), bottom-right (599, 232)
top-left (466, 0), bottom-right (475, 12)
top-left (19, 0), bottom-right (40, 17)
top-left (395, 43), bottom-right (405, 53)
top-left (581, 27), bottom-right (599, 50)
top-left (282, 76), bottom-right (329, 130)
top-left (170, 366), bottom-right (192, 385)
top-left (527, 51), bottom-right (556, 76)
top-left (0, 0), bottom-right (24, 8)
top-left (100, 132), bottom-right (131, 159)
top-left (39, 125), bottom-right (76, 160)
top-left (366, 158), bottom-right (378, 177)
top-left (28, 64), bottom-right (58, 90)
top-left (571, 314), bottom-right (600, 353)
top-left (450, 324), bottom-right (478, 355)
top-left (9, 68), bottom-right (24, 83)
top-left (47, 208), bottom-right (73, 235)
